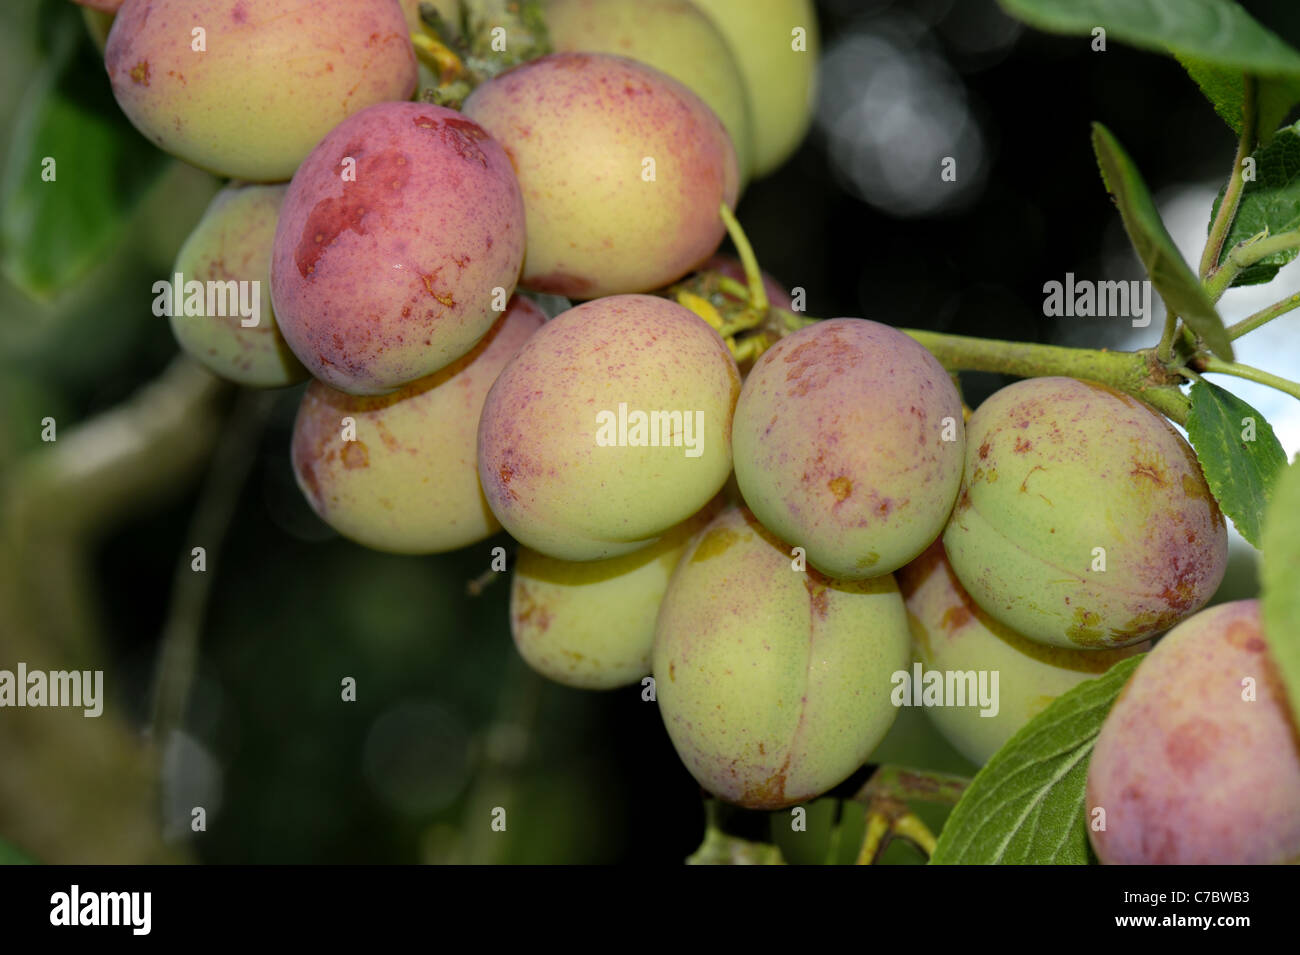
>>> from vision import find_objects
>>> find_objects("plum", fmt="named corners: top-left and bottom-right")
top-left (477, 294), bottom-right (740, 561)
top-left (545, 0), bottom-right (754, 182)
top-left (943, 377), bottom-right (1228, 649)
top-left (689, 0), bottom-right (818, 177)
top-left (732, 318), bottom-right (965, 579)
top-left (897, 541), bottom-right (1146, 766)
top-left (270, 101), bottom-right (525, 395)
top-left (105, 0), bottom-right (417, 182)
top-left (168, 184), bottom-right (306, 389)
top-left (653, 507), bottom-right (910, 809)
top-left (1087, 599), bottom-right (1300, 864)
top-left (510, 500), bottom-right (721, 690)
top-left (462, 52), bottom-right (738, 299)
top-left (290, 296), bottom-right (544, 554)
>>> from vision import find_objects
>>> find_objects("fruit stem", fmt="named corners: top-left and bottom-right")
top-left (897, 328), bottom-right (1193, 425)
top-left (1226, 289), bottom-right (1300, 340)
top-left (854, 808), bottom-right (893, 865)
top-left (1193, 356), bottom-right (1300, 402)
top-left (1199, 75), bottom-right (1256, 281)
top-left (719, 203), bottom-right (768, 315)
top-left (891, 811), bottom-right (939, 857)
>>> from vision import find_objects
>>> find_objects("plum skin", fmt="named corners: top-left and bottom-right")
top-left (105, 0), bottom-right (417, 182)
top-left (732, 318), bottom-right (965, 580)
top-left (1086, 599), bottom-right (1300, 864)
top-left (689, 0), bottom-right (819, 178)
top-left (291, 296), bottom-right (544, 555)
top-left (652, 507), bottom-right (911, 809)
top-left (168, 184), bottom-right (306, 389)
top-left (270, 101), bottom-right (526, 395)
top-left (462, 52), bottom-right (739, 299)
top-left (897, 541), bottom-right (1146, 766)
top-left (943, 377), bottom-right (1227, 649)
top-left (477, 294), bottom-right (740, 562)
top-left (510, 501), bottom-right (721, 690)
top-left (545, 0), bottom-right (755, 183)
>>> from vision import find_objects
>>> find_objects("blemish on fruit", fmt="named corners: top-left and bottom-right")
top-left (692, 527), bottom-right (738, 562)
top-left (341, 441), bottom-right (369, 469)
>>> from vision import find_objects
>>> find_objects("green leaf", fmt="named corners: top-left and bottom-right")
top-left (929, 656), bottom-right (1142, 865)
top-left (1185, 381), bottom-right (1287, 546)
top-left (1091, 123), bottom-right (1233, 360)
top-left (1, 3), bottom-right (171, 301)
top-left (997, 1), bottom-right (1300, 141)
top-left (1208, 122), bottom-right (1300, 286)
top-left (0, 837), bottom-right (36, 865)
top-left (1261, 458), bottom-right (1300, 722)
top-left (1177, 58), bottom-right (1300, 145)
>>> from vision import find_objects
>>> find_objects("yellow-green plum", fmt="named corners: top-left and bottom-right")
top-left (690, 0), bottom-right (818, 177)
top-left (897, 541), bottom-right (1146, 766)
top-left (105, 0), bottom-right (417, 182)
top-left (511, 500), bottom-right (721, 690)
top-left (653, 507), bottom-right (910, 809)
top-left (168, 184), bottom-right (306, 389)
top-left (943, 377), bottom-right (1227, 650)
top-left (732, 318), bottom-right (965, 579)
top-left (1087, 600), bottom-right (1300, 864)
top-left (75, 0), bottom-right (123, 12)
top-left (290, 296), bottom-right (544, 554)
top-left (462, 53), bottom-right (739, 299)
top-left (545, 0), bottom-right (754, 183)
top-left (477, 294), bottom-right (740, 561)
top-left (270, 101), bottom-right (525, 395)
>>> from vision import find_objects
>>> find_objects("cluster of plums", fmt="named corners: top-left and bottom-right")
top-left (89, 0), bottom-right (1299, 864)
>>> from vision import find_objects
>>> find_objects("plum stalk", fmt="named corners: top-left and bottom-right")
top-left (710, 205), bottom-right (1300, 427)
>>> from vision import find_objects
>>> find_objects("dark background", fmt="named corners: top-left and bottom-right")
top-left (0, 0), bottom-right (1295, 864)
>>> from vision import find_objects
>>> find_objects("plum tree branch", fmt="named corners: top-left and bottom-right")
top-left (896, 328), bottom-right (1192, 426)
top-left (0, 355), bottom-right (229, 863)
top-left (149, 389), bottom-right (275, 763)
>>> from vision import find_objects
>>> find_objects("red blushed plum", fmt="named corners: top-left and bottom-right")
top-left (291, 296), bottom-right (544, 555)
top-left (105, 0), bottom-right (417, 182)
top-left (1087, 600), bottom-right (1300, 864)
top-left (270, 101), bottom-right (526, 395)
top-left (732, 319), bottom-right (965, 579)
top-left (477, 294), bottom-right (741, 561)
top-left (462, 53), bottom-right (738, 299)
top-left (943, 377), bottom-right (1228, 649)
